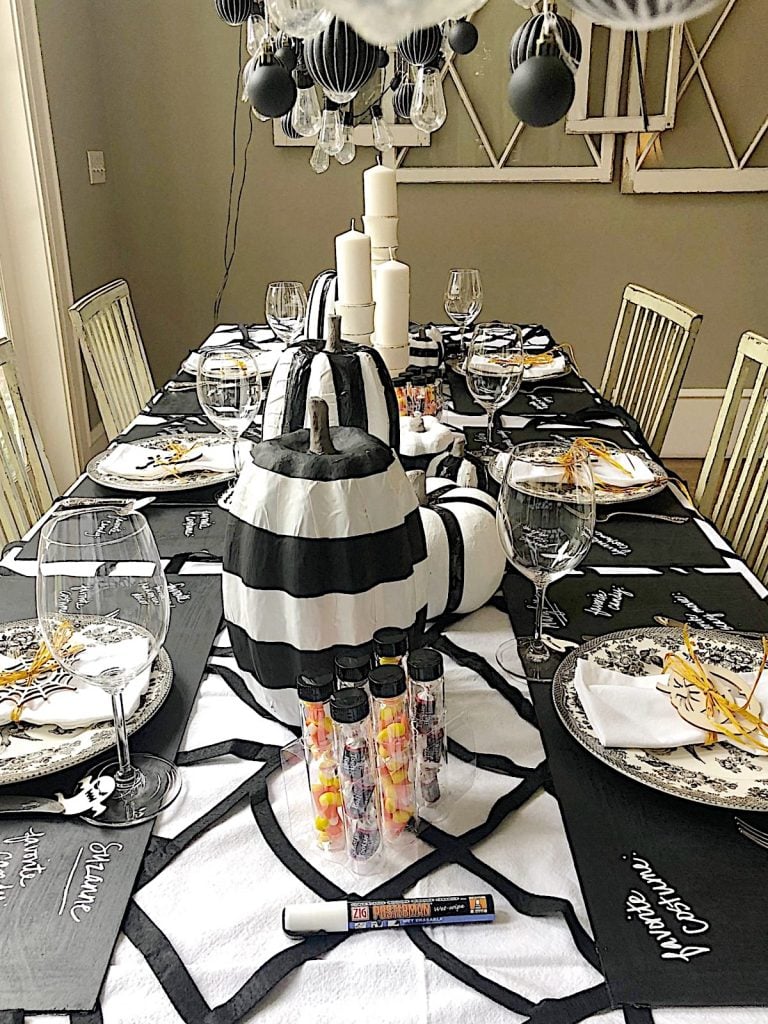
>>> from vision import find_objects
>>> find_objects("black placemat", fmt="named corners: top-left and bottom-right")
top-left (504, 567), bottom-right (768, 643)
top-left (532, 682), bottom-right (768, 1008)
top-left (447, 366), bottom-right (601, 419)
top-left (0, 574), bottom-right (223, 1013)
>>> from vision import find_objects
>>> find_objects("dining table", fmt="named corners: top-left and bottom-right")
top-left (2, 322), bottom-right (768, 1024)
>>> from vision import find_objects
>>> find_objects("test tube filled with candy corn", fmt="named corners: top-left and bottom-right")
top-left (408, 648), bottom-right (446, 807)
top-left (369, 664), bottom-right (417, 843)
top-left (297, 673), bottom-right (345, 853)
top-left (330, 688), bottom-right (381, 864)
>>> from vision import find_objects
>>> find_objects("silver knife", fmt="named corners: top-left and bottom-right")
top-left (0, 775), bottom-right (116, 817)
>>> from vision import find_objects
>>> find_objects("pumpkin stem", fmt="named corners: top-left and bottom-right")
top-left (308, 397), bottom-right (337, 456)
top-left (407, 469), bottom-right (428, 507)
top-left (411, 412), bottom-right (427, 433)
top-left (325, 314), bottom-right (343, 353)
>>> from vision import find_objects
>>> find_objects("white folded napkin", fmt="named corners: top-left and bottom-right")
top-left (182, 346), bottom-right (284, 378)
top-left (100, 437), bottom-right (248, 481)
top-left (574, 658), bottom-right (768, 749)
top-left (202, 325), bottom-right (277, 347)
top-left (504, 450), bottom-right (655, 490)
top-left (523, 354), bottom-right (568, 379)
top-left (0, 636), bottom-right (152, 729)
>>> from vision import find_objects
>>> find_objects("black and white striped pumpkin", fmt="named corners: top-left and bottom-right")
top-left (224, 399), bottom-right (428, 724)
top-left (263, 317), bottom-right (400, 448)
top-left (305, 269), bottom-right (338, 340)
top-left (509, 11), bottom-right (582, 72)
top-left (398, 413), bottom-right (457, 472)
top-left (569, 0), bottom-right (719, 28)
top-left (409, 325), bottom-right (445, 369)
top-left (429, 436), bottom-right (482, 490)
top-left (304, 18), bottom-right (378, 104)
top-left (409, 473), bottom-right (506, 619)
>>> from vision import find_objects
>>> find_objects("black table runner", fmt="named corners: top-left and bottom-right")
top-left (0, 574), bottom-right (223, 1013)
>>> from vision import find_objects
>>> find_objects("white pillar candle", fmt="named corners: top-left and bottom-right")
top-left (373, 255), bottom-right (410, 350)
top-left (363, 165), bottom-right (398, 218)
top-left (335, 220), bottom-right (372, 306)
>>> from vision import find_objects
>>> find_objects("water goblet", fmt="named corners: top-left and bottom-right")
top-left (465, 323), bottom-right (525, 461)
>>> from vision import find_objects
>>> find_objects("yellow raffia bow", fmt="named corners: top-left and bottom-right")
top-left (152, 439), bottom-right (204, 478)
top-left (556, 437), bottom-right (632, 487)
top-left (664, 626), bottom-right (768, 752)
top-left (0, 622), bottom-right (83, 722)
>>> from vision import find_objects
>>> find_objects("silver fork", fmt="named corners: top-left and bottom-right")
top-left (165, 381), bottom-right (197, 391)
top-left (524, 385), bottom-right (584, 394)
top-left (596, 511), bottom-right (689, 525)
top-left (735, 817), bottom-right (768, 849)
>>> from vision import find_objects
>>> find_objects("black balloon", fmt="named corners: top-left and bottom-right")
top-left (507, 55), bottom-right (575, 128)
top-left (280, 111), bottom-right (302, 139)
top-left (393, 81), bottom-right (415, 120)
top-left (247, 57), bottom-right (298, 118)
top-left (275, 44), bottom-right (298, 72)
top-left (397, 25), bottom-right (442, 67)
top-left (509, 12), bottom-right (582, 72)
top-left (305, 18), bottom-right (378, 103)
top-left (214, 0), bottom-right (253, 26)
top-left (376, 48), bottom-right (390, 69)
top-left (448, 19), bottom-right (478, 55)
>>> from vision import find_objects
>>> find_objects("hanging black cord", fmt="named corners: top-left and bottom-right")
top-left (352, 73), bottom-right (401, 123)
top-left (214, 25), bottom-right (255, 323)
top-left (632, 30), bottom-right (651, 134)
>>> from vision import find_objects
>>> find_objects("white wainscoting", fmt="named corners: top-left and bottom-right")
top-left (661, 388), bottom-right (734, 459)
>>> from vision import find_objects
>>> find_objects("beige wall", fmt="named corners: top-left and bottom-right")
top-left (36, 0), bottom-right (768, 392)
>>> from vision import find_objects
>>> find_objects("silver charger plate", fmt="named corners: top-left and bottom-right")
top-left (0, 618), bottom-right (173, 785)
top-left (86, 430), bottom-right (235, 493)
top-left (448, 354), bottom-right (573, 383)
top-left (552, 626), bottom-right (768, 811)
top-left (488, 448), bottom-right (668, 505)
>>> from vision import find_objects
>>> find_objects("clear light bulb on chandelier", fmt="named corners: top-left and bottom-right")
top-left (292, 85), bottom-right (322, 137)
top-left (251, 107), bottom-right (270, 122)
top-left (310, 141), bottom-right (330, 173)
top-left (241, 56), bottom-right (258, 102)
top-left (371, 103), bottom-right (394, 152)
top-left (265, 0), bottom-right (332, 39)
top-left (318, 101), bottom-right (344, 155)
top-left (335, 112), bottom-right (356, 164)
top-left (246, 15), bottom-right (267, 57)
top-left (410, 65), bottom-right (447, 134)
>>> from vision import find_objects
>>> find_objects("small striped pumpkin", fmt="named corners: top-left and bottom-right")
top-left (569, 0), bottom-right (719, 28)
top-left (224, 399), bottom-right (428, 724)
top-left (428, 436), bottom-right (482, 490)
top-left (262, 316), bottom-right (400, 448)
top-left (398, 412), bottom-right (457, 473)
top-left (409, 472), bottom-right (505, 620)
top-left (409, 325), bottom-right (445, 369)
top-left (305, 269), bottom-right (338, 340)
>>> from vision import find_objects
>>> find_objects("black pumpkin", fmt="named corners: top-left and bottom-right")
top-left (305, 18), bottom-right (378, 104)
top-left (224, 398), bottom-right (427, 724)
top-left (263, 316), bottom-right (400, 449)
top-left (397, 25), bottom-right (443, 67)
top-left (214, 0), bottom-right (254, 26)
top-left (509, 12), bottom-right (582, 72)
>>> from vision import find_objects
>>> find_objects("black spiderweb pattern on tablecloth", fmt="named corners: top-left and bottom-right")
top-left (78, 627), bottom-right (647, 1024)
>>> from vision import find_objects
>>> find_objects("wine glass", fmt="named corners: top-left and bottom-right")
top-left (266, 281), bottom-right (308, 343)
top-left (465, 323), bottom-right (525, 462)
top-left (36, 508), bottom-right (177, 827)
top-left (196, 345), bottom-right (262, 508)
top-left (496, 441), bottom-right (596, 682)
top-left (444, 269), bottom-right (482, 351)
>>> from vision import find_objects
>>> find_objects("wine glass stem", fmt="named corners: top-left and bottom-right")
top-left (110, 691), bottom-right (137, 788)
top-left (533, 582), bottom-right (549, 651)
top-left (232, 437), bottom-right (240, 476)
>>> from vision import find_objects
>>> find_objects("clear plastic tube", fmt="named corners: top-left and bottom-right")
top-left (298, 674), bottom-right (345, 852)
top-left (369, 665), bottom-right (416, 843)
top-left (331, 689), bottom-right (381, 863)
top-left (408, 649), bottom-right (446, 808)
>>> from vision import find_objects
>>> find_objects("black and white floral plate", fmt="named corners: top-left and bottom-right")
top-left (86, 431), bottom-right (235, 493)
top-left (0, 618), bottom-right (173, 785)
top-left (553, 627), bottom-right (768, 811)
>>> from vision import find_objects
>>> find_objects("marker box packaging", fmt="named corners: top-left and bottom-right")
top-left (408, 649), bottom-right (446, 807)
top-left (330, 688), bottom-right (381, 867)
top-left (369, 664), bottom-right (417, 843)
top-left (298, 673), bottom-right (345, 853)
top-left (283, 894), bottom-right (496, 936)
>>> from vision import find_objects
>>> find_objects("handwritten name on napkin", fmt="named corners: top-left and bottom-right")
top-left (623, 851), bottom-right (710, 962)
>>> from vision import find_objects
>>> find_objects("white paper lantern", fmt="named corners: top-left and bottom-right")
top-left (324, 0), bottom-right (489, 44)
top-left (568, 0), bottom-right (721, 29)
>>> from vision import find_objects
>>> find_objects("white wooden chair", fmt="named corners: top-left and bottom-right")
top-left (600, 284), bottom-right (703, 451)
top-left (695, 331), bottom-right (768, 582)
top-left (0, 338), bottom-right (56, 545)
top-left (68, 279), bottom-right (155, 439)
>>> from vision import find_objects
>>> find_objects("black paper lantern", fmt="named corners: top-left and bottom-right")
top-left (305, 18), bottom-right (378, 104)
top-left (247, 54), bottom-right (298, 118)
top-left (281, 111), bottom-right (302, 139)
top-left (214, 0), bottom-right (254, 26)
top-left (448, 19), bottom-right (478, 56)
top-left (275, 43), bottom-right (298, 72)
top-left (396, 25), bottom-right (442, 68)
top-left (376, 48), bottom-right (390, 69)
top-left (509, 12), bottom-right (581, 72)
top-left (569, 0), bottom-right (719, 29)
top-left (507, 55), bottom-right (575, 128)
top-left (393, 80), bottom-right (415, 120)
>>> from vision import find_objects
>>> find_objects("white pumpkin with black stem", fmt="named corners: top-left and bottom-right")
top-left (224, 398), bottom-right (428, 725)
top-left (263, 315), bottom-right (400, 448)
top-left (408, 470), bottom-right (506, 620)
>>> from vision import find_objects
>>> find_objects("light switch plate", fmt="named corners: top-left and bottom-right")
top-left (87, 150), bottom-right (106, 184)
